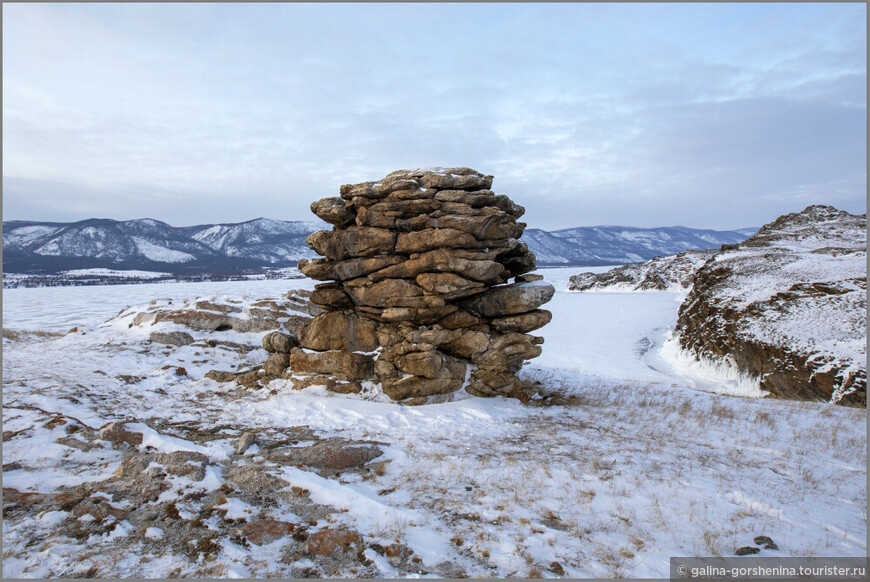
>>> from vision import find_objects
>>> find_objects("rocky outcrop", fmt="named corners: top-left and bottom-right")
top-left (568, 250), bottom-right (714, 292)
top-left (149, 331), bottom-right (195, 347)
top-left (134, 291), bottom-right (318, 337)
top-left (267, 168), bottom-right (553, 402)
top-left (674, 205), bottom-right (866, 406)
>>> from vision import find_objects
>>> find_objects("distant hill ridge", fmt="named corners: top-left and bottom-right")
top-left (2, 217), bottom-right (754, 275)
top-left (523, 224), bottom-right (752, 266)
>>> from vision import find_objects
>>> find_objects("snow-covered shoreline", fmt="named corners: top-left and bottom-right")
top-left (3, 267), bottom-right (866, 577)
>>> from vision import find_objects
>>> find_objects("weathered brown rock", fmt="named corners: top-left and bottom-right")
top-left (470, 368), bottom-right (522, 396)
top-left (365, 198), bottom-right (442, 217)
top-left (344, 278), bottom-right (424, 308)
top-left (382, 355), bottom-right (466, 400)
top-left (389, 187), bottom-right (436, 200)
top-left (297, 258), bottom-right (335, 280)
top-left (309, 283), bottom-right (353, 309)
top-left (434, 189), bottom-right (496, 206)
top-left (415, 272), bottom-right (484, 299)
top-left (154, 310), bottom-right (229, 331)
top-left (379, 305), bottom-right (457, 324)
top-left (437, 310), bottom-right (483, 329)
top-left (154, 451), bottom-right (209, 481)
top-left (339, 182), bottom-right (379, 200)
top-left (497, 246), bottom-right (537, 277)
top-left (238, 520), bottom-right (295, 545)
top-left (393, 350), bottom-right (464, 379)
top-left (262, 331), bottom-right (299, 353)
top-left (305, 527), bottom-right (362, 556)
top-left (298, 311), bottom-right (378, 352)
top-left (306, 227), bottom-right (396, 260)
top-left (293, 168), bottom-right (553, 402)
top-left (384, 294), bottom-right (445, 308)
top-left (395, 228), bottom-right (478, 254)
top-left (369, 248), bottom-right (505, 284)
top-left (494, 194), bottom-right (525, 219)
top-left (419, 171), bottom-right (492, 191)
top-left (332, 256), bottom-right (405, 281)
top-left (474, 332), bottom-right (543, 368)
top-left (438, 211), bottom-right (523, 240)
top-left (441, 330), bottom-right (490, 360)
top-left (404, 327), bottom-right (463, 346)
top-left (149, 331), bottom-right (195, 347)
top-left (311, 197), bottom-right (355, 227)
top-left (235, 432), bottom-right (257, 455)
top-left (98, 421), bottom-right (143, 446)
top-left (263, 353), bottom-right (291, 376)
top-left (460, 282), bottom-right (555, 318)
top-left (289, 348), bottom-right (375, 381)
top-left (489, 309), bottom-right (552, 333)
top-left (273, 440), bottom-right (382, 470)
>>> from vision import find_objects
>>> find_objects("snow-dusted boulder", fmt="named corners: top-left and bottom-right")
top-left (674, 205), bottom-right (866, 406)
top-left (568, 250), bottom-right (714, 292)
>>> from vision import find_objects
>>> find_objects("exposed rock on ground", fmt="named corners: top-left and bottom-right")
top-left (673, 205), bottom-right (866, 406)
top-left (134, 290), bottom-right (318, 338)
top-left (285, 168), bottom-right (554, 402)
top-left (127, 290), bottom-right (318, 390)
top-left (1, 406), bottom-right (394, 578)
top-left (149, 330), bottom-right (196, 346)
top-left (568, 250), bottom-right (714, 292)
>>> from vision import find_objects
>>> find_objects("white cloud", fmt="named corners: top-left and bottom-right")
top-left (2, 3), bottom-right (865, 230)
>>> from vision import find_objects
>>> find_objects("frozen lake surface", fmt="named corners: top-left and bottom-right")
top-left (0, 266), bottom-right (742, 394)
top-left (2, 277), bottom-right (317, 332)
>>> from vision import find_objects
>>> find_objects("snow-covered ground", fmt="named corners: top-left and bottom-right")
top-left (2, 267), bottom-right (866, 577)
top-left (2, 277), bottom-right (314, 332)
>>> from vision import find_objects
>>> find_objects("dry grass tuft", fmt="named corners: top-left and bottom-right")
top-left (3, 328), bottom-right (65, 341)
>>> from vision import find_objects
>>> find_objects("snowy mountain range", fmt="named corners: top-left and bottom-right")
top-left (2, 218), bottom-right (326, 275)
top-left (2, 217), bottom-right (754, 275)
top-left (523, 225), bottom-right (755, 265)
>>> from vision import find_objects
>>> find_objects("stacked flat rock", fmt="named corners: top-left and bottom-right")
top-left (271, 168), bottom-right (555, 403)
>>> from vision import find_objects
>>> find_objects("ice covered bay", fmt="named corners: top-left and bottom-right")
top-left (5, 267), bottom-right (678, 386)
top-left (2, 277), bottom-right (316, 333)
top-left (0, 266), bottom-right (830, 396)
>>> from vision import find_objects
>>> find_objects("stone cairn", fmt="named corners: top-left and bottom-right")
top-left (263, 168), bottom-right (555, 403)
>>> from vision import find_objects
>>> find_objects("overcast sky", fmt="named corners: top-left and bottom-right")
top-left (3, 3), bottom-right (866, 231)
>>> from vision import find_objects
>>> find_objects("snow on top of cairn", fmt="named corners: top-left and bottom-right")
top-left (385, 167), bottom-right (489, 179)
